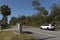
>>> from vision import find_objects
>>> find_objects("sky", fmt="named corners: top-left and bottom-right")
top-left (0, 0), bottom-right (59, 22)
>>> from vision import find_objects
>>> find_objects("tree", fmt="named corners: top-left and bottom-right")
top-left (32, 0), bottom-right (48, 17)
top-left (32, 0), bottom-right (40, 9)
top-left (0, 4), bottom-right (11, 29)
top-left (9, 17), bottom-right (17, 25)
top-left (32, 0), bottom-right (48, 26)
top-left (48, 3), bottom-right (60, 26)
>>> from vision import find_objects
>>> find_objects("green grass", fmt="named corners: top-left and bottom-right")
top-left (0, 31), bottom-right (36, 40)
top-left (11, 34), bottom-right (36, 40)
top-left (0, 31), bottom-right (15, 40)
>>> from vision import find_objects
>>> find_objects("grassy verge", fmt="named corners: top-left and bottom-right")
top-left (0, 31), bottom-right (15, 40)
top-left (11, 34), bottom-right (36, 40)
top-left (0, 31), bottom-right (36, 40)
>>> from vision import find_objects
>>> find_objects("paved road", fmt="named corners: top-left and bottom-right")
top-left (5, 26), bottom-right (60, 40)
top-left (23, 27), bottom-right (60, 40)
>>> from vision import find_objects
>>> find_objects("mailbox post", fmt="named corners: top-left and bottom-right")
top-left (17, 23), bottom-right (23, 33)
top-left (20, 23), bottom-right (23, 33)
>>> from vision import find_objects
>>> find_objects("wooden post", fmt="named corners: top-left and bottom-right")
top-left (20, 23), bottom-right (23, 33)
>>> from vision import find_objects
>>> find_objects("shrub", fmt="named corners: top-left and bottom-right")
top-left (56, 25), bottom-right (60, 30)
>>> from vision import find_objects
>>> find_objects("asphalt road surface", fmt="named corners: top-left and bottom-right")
top-left (10, 26), bottom-right (60, 40)
top-left (23, 27), bottom-right (60, 40)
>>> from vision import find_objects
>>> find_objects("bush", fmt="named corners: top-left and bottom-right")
top-left (1, 24), bottom-right (7, 29)
top-left (56, 25), bottom-right (60, 30)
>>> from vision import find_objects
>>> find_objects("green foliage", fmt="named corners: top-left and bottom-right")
top-left (32, 0), bottom-right (40, 9)
top-left (49, 3), bottom-right (60, 24)
top-left (9, 13), bottom-right (47, 27)
top-left (9, 16), bottom-right (17, 25)
top-left (9, 1), bottom-right (60, 29)
top-left (0, 4), bottom-right (11, 29)
top-left (9, 0), bottom-right (48, 27)
top-left (0, 4), bottom-right (11, 16)
top-left (32, 0), bottom-right (48, 27)
top-left (56, 25), bottom-right (60, 30)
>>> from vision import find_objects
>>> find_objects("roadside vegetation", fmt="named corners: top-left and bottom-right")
top-left (9, 0), bottom-right (60, 30)
top-left (0, 31), bottom-right (36, 40)
top-left (0, 0), bottom-right (60, 40)
top-left (0, 0), bottom-right (60, 29)
top-left (11, 33), bottom-right (36, 40)
top-left (0, 4), bottom-right (11, 29)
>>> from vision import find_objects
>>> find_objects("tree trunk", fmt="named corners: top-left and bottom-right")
top-left (2, 16), bottom-right (7, 29)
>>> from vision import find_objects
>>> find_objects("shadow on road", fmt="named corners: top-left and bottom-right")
top-left (23, 31), bottom-right (33, 34)
top-left (37, 37), bottom-right (56, 40)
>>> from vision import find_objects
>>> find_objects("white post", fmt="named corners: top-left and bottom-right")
top-left (17, 23), bottom-right (23, 33)
top-left (17, 23), bottom-right (20, 32)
